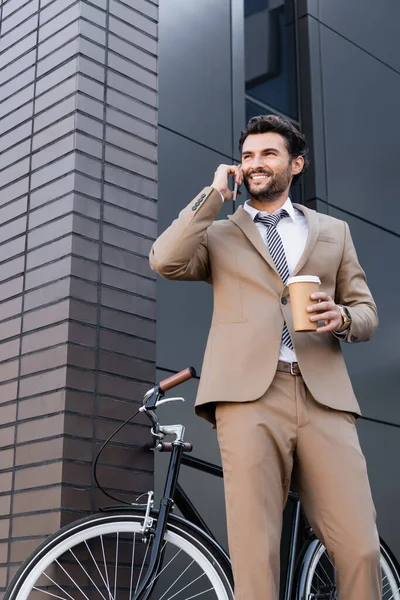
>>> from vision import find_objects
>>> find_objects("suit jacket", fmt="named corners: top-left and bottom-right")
top-left (150, 187), bottom-right (378, 426)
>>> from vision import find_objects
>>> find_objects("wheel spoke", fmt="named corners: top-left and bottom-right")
top-left (100, 534), bottom-right (113, 600)
top-left (36, 570), bottom-right (80, 600)
top-left (32, 586), bottom-right (71, 600)
top-left (310, 569), bottom-right (326, 589)
top-left (316, 553), bottom-right (334, 586)
top-left (67, 547), bottom-right (110, 600)
top-left (84, 538), bottom-right (114, 600)
top-left (386, 588), bottom-right (400, 600)
top-left (158, 559), bottom-right (196, 599)
top-left (54, 559), bottom-right (91, 600)
top-left (168, 585), bottom-right (215, 600)
top-left (113, 532), bottom-right (119, 600)
top-left (146, 544), bottom-right (182, 590)
top-left (164, 572), bottom-right (208, 600)
top-left (129, 533), bottom-right (136, 600)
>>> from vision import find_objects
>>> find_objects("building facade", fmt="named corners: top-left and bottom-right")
top-left (155, 0), bottom-right (400, 574)
top-left (0, 0), bottom-right (399, 593)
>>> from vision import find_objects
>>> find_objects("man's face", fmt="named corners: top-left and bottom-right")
top-left (241, 132), bottom-right (295, 202)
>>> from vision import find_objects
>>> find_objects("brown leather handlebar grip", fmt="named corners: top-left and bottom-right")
top-left (159, 367), bottom-right (196, 392)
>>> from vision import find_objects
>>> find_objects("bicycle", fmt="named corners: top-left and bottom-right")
top-left (5, 367), bottom-right (400, 600)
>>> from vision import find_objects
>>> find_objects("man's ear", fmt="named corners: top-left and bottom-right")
top-left (292, 156), bottom-right (304, 176)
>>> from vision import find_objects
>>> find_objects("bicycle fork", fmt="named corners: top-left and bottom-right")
top-left (132, 438), bottom-right (185, 600)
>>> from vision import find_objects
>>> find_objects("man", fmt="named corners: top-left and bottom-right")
top-left (150, 115), bottom-right (381, 599)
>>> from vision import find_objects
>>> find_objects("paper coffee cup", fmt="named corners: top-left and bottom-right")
top-left (287, 275), bottom-right (321, 332)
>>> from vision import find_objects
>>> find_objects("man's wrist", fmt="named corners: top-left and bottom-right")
top-left (335, 318), bottom-right (348, 333)
top-left (212, 186), bottom-right (225, 203)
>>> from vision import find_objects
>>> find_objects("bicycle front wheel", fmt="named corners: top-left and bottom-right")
top-left (5, 509), bottom-right (234, 600)
top-left (296, 537), bottom-right (400, 599)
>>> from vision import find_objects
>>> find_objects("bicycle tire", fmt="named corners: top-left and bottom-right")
top-left (295, 536), bottom-right (400, 599)
top-left (5, 509), bottom-right (234, 600)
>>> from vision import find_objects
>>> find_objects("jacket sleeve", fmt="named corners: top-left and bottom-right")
top-left (149, 187), bottom-right (224, 282)
top-left (333, 221), bottom-right (378, 343)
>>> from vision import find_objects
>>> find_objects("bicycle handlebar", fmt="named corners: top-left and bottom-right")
top-left (156, 442), bottom-right (193, 452)
top-left (159, 366), bottom-right (197, 392)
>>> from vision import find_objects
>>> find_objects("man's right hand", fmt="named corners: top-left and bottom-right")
top-left (212, 164), bottom-right (243, 202)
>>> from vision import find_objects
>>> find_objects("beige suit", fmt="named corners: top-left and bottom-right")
top-left (150, 186), bottom-right (378, 424)
top-left (150, 186), bottom-right (381, 599)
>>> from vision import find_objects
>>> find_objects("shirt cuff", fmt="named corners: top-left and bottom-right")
top-left (331, 326), bottom-right (350, 340)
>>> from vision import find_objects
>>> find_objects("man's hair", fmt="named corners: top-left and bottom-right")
top-left (239, 115), bottom-right (310, 185)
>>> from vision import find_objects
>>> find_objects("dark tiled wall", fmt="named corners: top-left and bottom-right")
top-left (298, 0), bottom-right (400, 560)
top-left (0, 0), bottom-right (158, 588)
top-left (154, 0), bottom-right (245, 554)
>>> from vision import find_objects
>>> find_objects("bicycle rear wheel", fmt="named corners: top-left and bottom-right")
top-left (296, 537), bottom-right (400, 599)
top-left (5, 509), bottom-right (234, 600)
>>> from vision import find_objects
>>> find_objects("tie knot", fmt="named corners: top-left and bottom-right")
top-left (254, 209), bottom-right (289, 229)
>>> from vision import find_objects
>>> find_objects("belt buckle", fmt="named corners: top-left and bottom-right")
top-left (290, 362), bottom-right (297, 376)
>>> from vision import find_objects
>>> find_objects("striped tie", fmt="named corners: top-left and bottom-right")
top-left (254, 210), bottom-right (293, 350)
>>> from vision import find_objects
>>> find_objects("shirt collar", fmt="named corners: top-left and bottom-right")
top-left (243, 197), bottom-right (296, 223)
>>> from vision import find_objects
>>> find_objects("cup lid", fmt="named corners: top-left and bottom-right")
top-left (287, 275), bottom-right (321, 285)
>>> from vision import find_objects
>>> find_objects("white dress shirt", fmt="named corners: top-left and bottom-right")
top-left (243, 198), bottom-right (308, 363)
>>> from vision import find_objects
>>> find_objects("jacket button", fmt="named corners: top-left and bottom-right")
top-left (281, 297), bottom-right (288, 305)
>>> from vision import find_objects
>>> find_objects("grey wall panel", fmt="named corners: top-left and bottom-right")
top-left (297, 0), bottom-right (318, 18)
top-left (157, 128), bottom-right (234, 372)
top-left (321, 26), bottom-right (400, 234)
top-left (154, 369), bottom-right (228, 551)
top-left (158, 0), bottom-right (232, 158)
top-left (298, 15), bottom-right (327, 203)
top-left (357, 418), bottom-right (400, 561)
top-left (319, 0), bottom-right (400, 73)
top-left (156, 275), bottom-right (212, 373)
top-left (231, 0), bottom-right (246, 162)
top-left (329, 208), bottom-right (400, 425)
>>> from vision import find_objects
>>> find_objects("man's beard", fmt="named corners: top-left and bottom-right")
top-left (243, 166), bottom-right (292, 202)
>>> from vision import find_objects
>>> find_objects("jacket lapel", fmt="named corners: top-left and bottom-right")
top-left (228, 203), bottom-right (320, 278)
top-left (228, 207), bottom-right (278, 274)
top-left (291, 203), bottom-right (320, 276)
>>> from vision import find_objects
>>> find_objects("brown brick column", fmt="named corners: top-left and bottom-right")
top-left (0, 0), bottom-right (158, 589)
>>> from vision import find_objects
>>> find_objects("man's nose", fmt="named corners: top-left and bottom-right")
top-left (249, 155), bottom-right (264, 170)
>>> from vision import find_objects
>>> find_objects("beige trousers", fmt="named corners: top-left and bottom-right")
top-left (215, 370), bottom-right (381, 600)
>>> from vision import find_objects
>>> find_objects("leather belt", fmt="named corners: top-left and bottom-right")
top-left (277, 360), bottom-right (301, 376)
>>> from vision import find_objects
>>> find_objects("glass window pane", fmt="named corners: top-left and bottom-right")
top-left (245, 0), bottom-right (298, 120)
top-left (245, 98), bottom-right (276, 121)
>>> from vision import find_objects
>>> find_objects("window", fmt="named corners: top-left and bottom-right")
top-left (244, 0), bottom-right (303, 202)
top-left (245, 0), bottom-right (298, 121)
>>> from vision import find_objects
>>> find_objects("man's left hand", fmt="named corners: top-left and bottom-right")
top-left (307, 292), bottom-right (343, 333)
